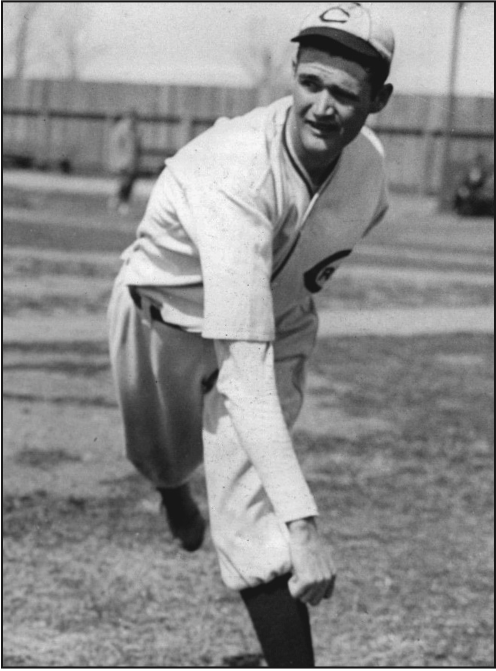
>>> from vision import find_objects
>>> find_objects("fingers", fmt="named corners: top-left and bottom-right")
top-left (289, 581), bottom-right (321, 605)
top-left (306, 586), bottom-right (327, 607)
top-left (289, 573), bottom-right (337, 606)
top-left (286, 520), bottom-right (337, 607)
top-left (306, 574), bottom-right (336, 606)
top-left (288, 575), bottom-right (321, 603)
top-left (323, 574), bottom-right (336, 600)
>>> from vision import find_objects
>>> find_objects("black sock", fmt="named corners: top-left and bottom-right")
top-left (157, 485), bottom-right (198, 521)
top-left (240, 573), bottom-right (315, 668)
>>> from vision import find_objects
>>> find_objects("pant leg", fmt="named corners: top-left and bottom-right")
top-left (273, 299), bottom-right (319, 429)
top-left (203, 386), bottom-right (293, 590)
top-left (107, 271), bottom-right (215, 488)
top-left (118, 170), bottom-right (136, 203)
top-left (203, 300), bottom-right (319, 591)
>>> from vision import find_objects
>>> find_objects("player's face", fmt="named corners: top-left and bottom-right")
top-left (290, 48), bottom-right (384, 174)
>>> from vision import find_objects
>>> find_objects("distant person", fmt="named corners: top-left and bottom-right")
top-left (108, 3), bottom-right (394, 667)
top-left (454, 152), bottom-right (494, 217)
top-left (108, 111), bottom-right (141, 215)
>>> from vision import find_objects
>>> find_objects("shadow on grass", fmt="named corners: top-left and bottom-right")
top-left (15, 447), bottom-right (83, 469)
top-left (3, 392), bottom-right (117, 408)
top-left (3, 361), bottom-right (110, 377)
top-left (3, 341), bottom-right (109, 356)
top-left (2, 332), bottom-right (494, 666)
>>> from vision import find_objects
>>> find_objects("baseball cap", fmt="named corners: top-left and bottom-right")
top-left (291, 2), bottom-right (395, 68)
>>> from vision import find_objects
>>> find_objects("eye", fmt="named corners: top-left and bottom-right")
top-left (299, 77), bottom-right (322, 93)
top-left (332, 88), bottom-right (360, 104)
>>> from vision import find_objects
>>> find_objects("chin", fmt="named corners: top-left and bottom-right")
top-left (302, 135), bottom-right (340, 164)
top-left (302, 128), bottom-right (341, 161)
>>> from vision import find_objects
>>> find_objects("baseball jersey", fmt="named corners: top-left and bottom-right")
top-left (108, 119), bottom-right (140, 173)
top-left (120, 96), bottom-right (388, 340)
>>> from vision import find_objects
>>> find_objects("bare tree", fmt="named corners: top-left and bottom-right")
top-left (3, 2), bottom-right (42, 79)
top-left (3, 3), bottom-right (106, 81)
top-left (35, 3), bottom-right (106, 80)
top-left (237, 15), bottom-right (295, 105)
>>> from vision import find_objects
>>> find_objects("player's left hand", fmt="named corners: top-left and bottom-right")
top-left (287, 517), bottom-right (337, 606)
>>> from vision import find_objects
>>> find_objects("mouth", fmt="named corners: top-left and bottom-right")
top-left (306, 119), bottom-right (341, 138)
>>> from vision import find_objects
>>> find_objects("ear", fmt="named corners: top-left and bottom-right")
top-left (369, 83), bottom-right (393, 114)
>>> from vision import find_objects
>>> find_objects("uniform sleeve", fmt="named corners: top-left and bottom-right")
top-left (214, 339), bottom-right (319, 523)
top-left (179, 179), bottom-right (276, 342)
top-left (362, 202), bottom-right (388, 238)
top-left (362, 142), bottom-right (389, 238)
top-left (362, 177), bottom-right (389, 238)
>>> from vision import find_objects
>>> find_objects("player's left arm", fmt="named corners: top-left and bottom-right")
top-left (214, 338), bottom-right (336, 606)
top-left (214, 338), bottom-right (317, 523)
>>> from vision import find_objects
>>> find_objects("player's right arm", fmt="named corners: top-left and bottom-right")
top-left (214, 339), bottom-right (336, 605)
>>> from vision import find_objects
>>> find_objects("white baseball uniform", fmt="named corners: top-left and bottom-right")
top-left (108, 95), bottom-right (388, 590)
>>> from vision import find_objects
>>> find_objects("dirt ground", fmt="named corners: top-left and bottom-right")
top-left (2, 176), bottom-right (494, 668)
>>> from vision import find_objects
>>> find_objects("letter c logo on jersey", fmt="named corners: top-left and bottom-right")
top-left (303, 250), bottom-right (352, 293)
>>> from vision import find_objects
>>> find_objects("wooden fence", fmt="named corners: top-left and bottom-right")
top-left (2, 78), bottom-right (494, 194)
top-left (367, 92), bottom-right (494, 194)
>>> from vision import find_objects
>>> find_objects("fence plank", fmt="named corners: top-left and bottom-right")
top-left (2, 78), bottom-right (493, 193)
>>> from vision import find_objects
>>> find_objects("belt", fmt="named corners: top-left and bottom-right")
top-left (128, 285), bottom-right (219, 393)
top-left (128, 286), bottom-right (183, 330)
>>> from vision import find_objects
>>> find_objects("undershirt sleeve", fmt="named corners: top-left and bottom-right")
top-left (214, 338), bottom-right (319, 523)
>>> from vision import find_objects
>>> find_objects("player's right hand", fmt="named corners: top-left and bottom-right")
top-left (286, 517), bottom-right (337, 606)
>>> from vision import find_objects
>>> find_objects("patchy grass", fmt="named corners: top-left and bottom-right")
top-left (15, 447), bottom-right (83, 469)
top-left (2, 183), bottom-right (494, 666)
top-left (316, 272), bottom-right (494, 310)
top-left (2, 185), bottom-right (145, 221)
top-left (2, 333), bottom-right (494, 667)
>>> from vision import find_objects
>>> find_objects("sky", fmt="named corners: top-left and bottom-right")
top-left (3, 2), bottom-right (495, 96)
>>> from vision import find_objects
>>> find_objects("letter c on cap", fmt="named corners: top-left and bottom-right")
top-left (320, 2), bottom-right (363, 23)
top-left (320, 7), bottom-right (350, 23)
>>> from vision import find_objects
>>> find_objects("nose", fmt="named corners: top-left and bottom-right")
top-left (313, 91), bottom-right (335, 118)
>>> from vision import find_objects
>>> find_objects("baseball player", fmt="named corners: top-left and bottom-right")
top-left (108, 3), bottom-right (394, 666)
top-left (108, 109), bottom-right (141, 215)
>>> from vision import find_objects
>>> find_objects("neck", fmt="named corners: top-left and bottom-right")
top-left (288, 108), bottom-right (341, 188)
top-left (307, 156), bottom-right (340, 188)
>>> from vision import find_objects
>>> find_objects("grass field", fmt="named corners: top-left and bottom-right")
top-left (2, 177), bottom-right (494, 667)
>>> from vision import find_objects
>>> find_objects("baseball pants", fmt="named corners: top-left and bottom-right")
top-left (117, 169), bottom-right (138, 203)
top-left (107, 268), bottom-right (319, 590)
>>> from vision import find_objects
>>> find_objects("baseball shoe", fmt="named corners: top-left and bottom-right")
top-left (158, 484), bottom-right (206, 552)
